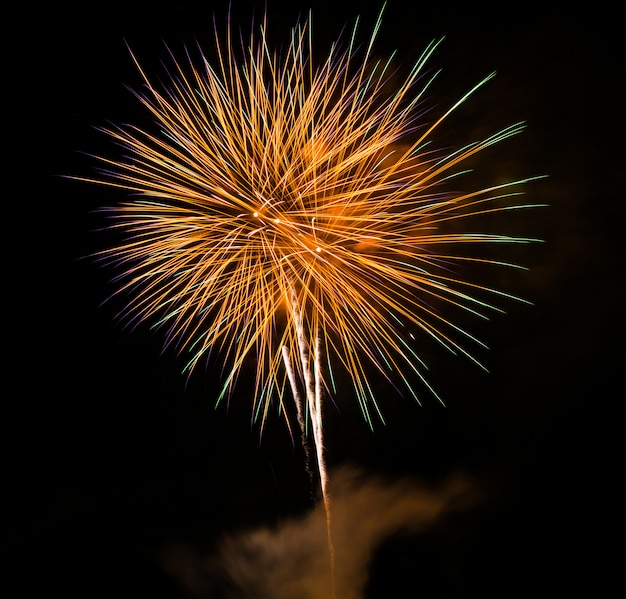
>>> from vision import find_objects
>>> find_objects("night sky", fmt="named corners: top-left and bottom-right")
top-left (5, 1), bottom-right (612, 597)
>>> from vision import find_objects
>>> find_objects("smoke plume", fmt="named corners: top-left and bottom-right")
top-left (161, 465), bottom-right (480, 598)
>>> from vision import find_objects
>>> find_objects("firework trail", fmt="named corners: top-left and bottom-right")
top-left (77, 5), bottom-right (542, 593)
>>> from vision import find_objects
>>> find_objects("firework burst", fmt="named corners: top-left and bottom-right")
top-left (78, 7), bottom-right (541, 593)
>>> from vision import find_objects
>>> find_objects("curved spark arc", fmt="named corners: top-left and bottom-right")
top-left (76, 7), bottom-right (544, 596)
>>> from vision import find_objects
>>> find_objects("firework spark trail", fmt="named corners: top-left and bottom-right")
top-left (281, 345), bottom-right (314, 488)
top-left (76, 4), bottom-right (543, 593)
top-left (283, 292), bottom-right (336, 595)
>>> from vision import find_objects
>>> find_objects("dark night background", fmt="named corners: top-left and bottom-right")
top-left (4, 1), bottom-right (613, 596)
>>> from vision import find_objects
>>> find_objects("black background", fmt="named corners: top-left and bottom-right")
top-left (5, 1), bottom-right (613, 596)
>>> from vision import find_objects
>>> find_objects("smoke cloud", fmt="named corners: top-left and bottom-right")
top-left (160, 465), bottom-right (481, 598)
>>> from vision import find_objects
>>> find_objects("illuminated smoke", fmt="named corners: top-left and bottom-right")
top-left (161, 466), bottom-right (480, 598)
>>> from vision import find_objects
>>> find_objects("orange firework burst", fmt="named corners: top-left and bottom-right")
top-left (77, 8), bottom-right (543, 591)
top-left (82, 10), bottom-right (542, 429)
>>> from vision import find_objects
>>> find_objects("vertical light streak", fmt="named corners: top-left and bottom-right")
top-left (285, 287), bottom-right (336, 596)
top-left (281, 343), bottom-right (316, 500)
